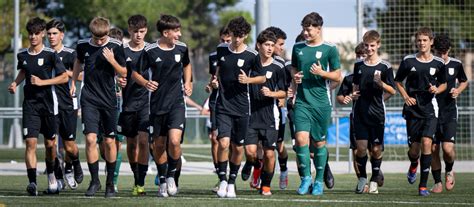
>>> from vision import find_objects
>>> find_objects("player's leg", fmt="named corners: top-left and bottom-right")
top-left (24, 114), bottom-right (40, 196)
top-left (406, 118), bottom-right (421, 185)
top-left (42, 115), bottom-right (59, 194)
top-left (354, 137), bottom-right (368, 194)
top-left (260, 129), bottom-right (278, 196)
top-left (100, 108), bottom-right (119, 197)
top-left (440, 120), bottom-right (456, 191)
top-left (54, 137), bottom-right (64, 190)
top-left (226, 115), bottom-right (249, 198)
top-left (135, 107), bottom-right (150, 195)
top-left (309, 108), bottom-right (331, 196)
top-left (418, 118), bottom-right (437, 196)
top-left (294, 107), bottom-right (312, 194)
top-left (250, 143), bottom-right (263, 189)
top-left (119, 112), bottom-right (139, 191)
top-left (150, 114), bottom-right (169, 197)
top-left (82, 106), bottom-right (102, 196)
top-left (430, 128), bottom-right (443, 193)
top-left (368, 125), bottom-right (384, 194)
top-left (276, 108), bottom-right (289, 190)
top-left (59, 109), bottom-right (82, 189)
top-left (215, 113), bottom-right (232, 198)
top-left (113, 138), bottom-right (122, 193)
top-left (210, 128), bottom-right (220, 192)
top-left (243, 129), bottom-right (258, 183)
top-left (165, 107), bottom-right (185, 196)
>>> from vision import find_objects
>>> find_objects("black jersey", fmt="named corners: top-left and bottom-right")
top-left (143, 41), bottom-right (190, 115)
top-left (215, 43), bottom-right (263, 116)
top-left (55, 46), bottom-right (76, 110)
top-left (249, 58), bottom-right (286, 129)
top-left (208, 51), bottom-right (218, 108)
top-left (76, 37), bottom-right (126, 109)
top-left (394, 54), bottom-right (447, 119)
top-left (436, 57), bottom-right (467, 110)
top-left (274, 55), bottom-right (291, 90)
top-left (121, 42), bottom-right (149, 112)
top-left (337, 74), bottom-right (354, 97)
top-left (17, 46), bottom-right (66, 115)
top-left (353, 60), bottom-right (395, 125)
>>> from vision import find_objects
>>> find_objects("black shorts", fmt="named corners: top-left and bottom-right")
top-left (82, 105), bottom-right (118, 138)
top-left (57, 109), bottom-right (78, 141)
top-left (435, 121), bottom-right (457, 144)
top-left (286, 101), bottom-right (296, 140)
top-left (149, 107), bottom-right (185, 138)
top-left (245, 128), bottom-right (278, 149)
top-left (118, 107), bottom-right (149, 138)
top-left (406, 117), bottom-right (437, 147)
top-left (209, 104), bottom-right (217, 131)
top-left (349, 113), bottom-right (357, 150)
top-left (23, 113), bottom-right (57, 140)
top-left (216, 113), bottom-right (249, 145)
top-left (277, 107), bottom-right (287, 143)
top-left (354, 121), bottom-right (384, 150)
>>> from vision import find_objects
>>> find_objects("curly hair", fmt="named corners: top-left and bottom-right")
top-left (227, 16), bottom-right (251, 37)
top-left (26, 17), bottom-right (46, 34)
top-left (434, 33), bottom-right (451, 54)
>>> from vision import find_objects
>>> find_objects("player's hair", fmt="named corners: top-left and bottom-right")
top-left (355, 42), bottom-right (367, 57)
top-left (256, 30), bottom-right (277, 45)
top-left (109, 27), bottom-right (123, 41)
top-left (363, 30), bottom-right (381, 43)
top-left (46, 19), bottom-right (65, 32)
top-left (219, 26), bottom-right (230, 36)
top-left (301, 12), bottom-right (324, 28)
top-left (156, 14), bottom-right (181, 35)
top-left (415, 27), bottom-right (434, 40)
top-left (26, 17), bottom-right (46, 34)
top-left (434, 33), bottom-right (451, 54)
top-left (265, 26), bottom-right (287, 40)
top-left (128, 14), bottom-right (147, 30)
top-left (89, 16), bottom-right (110, 37)
top-left (295, 31), bottom-right (305, 43)
top-left (227, 16), bottom-right (251, 37)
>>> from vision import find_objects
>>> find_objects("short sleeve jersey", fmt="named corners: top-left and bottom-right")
top-left (208, 51), bottom-right (219, 108)
top-left (249, 58), bottom-right (286, 129)
top-left (215, 44), bottom-right (263, 117)
top-left (76, 37), bottom-right (126, 109)
top-left (337, 74), bottom-right (354, 98)
top-left (436, 57), bottom-right (467, 120)
top-left (291, 41), bottom-right (341, 108)
top-left (17, 46), bottom-right (66, 115)
top-left (394, 54), bottom-right (447, 118)
top-left (121, 42), bottom-right (149, 112)
top-left (55, 46), bottom-right (76, 110)
top-left (143, 41), bottom-right (190, 115)
top-left (353, 60), bottom-right (395, 125)
top-left (274, 55), bottom-right (291, 90)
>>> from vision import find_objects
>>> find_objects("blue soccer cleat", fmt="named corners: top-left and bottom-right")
top-left (419, 187), bottom-right (430, 196)
top-left (407, 169), bottom-right (417, 184)
top-left (155, 174), bottom-right (160, 186)
top-left (297, 176), bottom-right (312, 195)
top-left (311, 181), bottom-right (324, 196)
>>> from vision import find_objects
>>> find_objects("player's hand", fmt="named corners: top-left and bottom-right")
top-left (404, 96), bottom-right (417, 106)
top-left (450, 88), bottom-right (460, 99)
top-left (373, 71), bottom-right (383, 87)
top-left (278, 99), bottom-right (285, 107)
top-left (102, 47), bottom-right (115, 63)
top-left (69, 83), bottom-right (76, 97)
top-left (294, 71), bottom-right (304, 84)
top-left (309, 61), bottom-right (323, 75)
top-left (428, 83), bottom-right (438, 94)
top-left (238, 69), bottom-right (248, 84)
top-left (211, 75), bottom-right (219, 89)
top-left (8, 82), bottom-right (17, 94)
top-left (205, 84), bottom-right (212, 93)
top-left (351, 90), bottom-right (360, 101)
top-left (261, 86), bottom-right (272, 97)
top-left (30, 75), bottom-right (44, 86)
top-left (117, 76), bottom-right (127, 88)
top-left (145, 80), bottom-right (159, 92)
top-left (184, 81), bottom-right (193, 96)
top-left (287, 88), bottom-right (294, 98)
top-left (343, 95), bottom-right (353, 104)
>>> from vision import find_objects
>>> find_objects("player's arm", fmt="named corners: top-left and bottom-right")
top-left (31, 72), bottom-right (68, 86)
top-left (396, 81), bottom-right (416, 106)
top-left (238, 69), bottom-right (266, 84)
top-left (309, 62), bottom-right (342, 82)
top-left (336, 77), bottom-right (352, 105)
top-left (8, 69), bottom-right (25, 94)
top-left (70, 58), bottom-right (83, 96)
top-left (451, 81), bottom-right (468, 99)
top-left (261, 87), bottom-right (286, 99)
top-left (183, 63), bottom-right (193, 96)
top-left (185, 96), bottom-right (203, 111)
top-left (103, 47), bottom-right (127, 78)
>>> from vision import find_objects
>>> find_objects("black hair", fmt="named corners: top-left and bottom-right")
top-left (434, 33), bottom-right (451, 54)
top-left (295, 31), bottom-right (305, 43)
top-left (227, 16), bottom-right (251, 37)
top-left (219, 26), bottom-right (230, 36)
top-left (46, 19), bottom-right (65, 32)
top-left (301, 12), bottom-right (324, 28)
top-left (128, 14), bottom-right (147, 30)
top-left (109, 27), bottom-right (124, 41)
top-left (156, 14), bottom-right (181, 34)
top-left (265, 26), bottom-right (286, 40)
top-left (256, 30), bottom-right (277, 45)
top-left (26, 17), bottom-right (46, 34)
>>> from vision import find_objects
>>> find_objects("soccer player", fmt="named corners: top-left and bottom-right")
top-left (430, 34), bottom-right (468, 193)
top-left (115, 15), bottom-right (150, 196)
top-left (70, 16), bottom-right (127, 197)
top-left (212, 16), bottom-right (266, 198)
top-left (352, 30), bottom-right (396, 194)
top-left (137, 14), bottom-right (192, 197)
top-left (394, 27), bottom-right (447, 196)
top-left (45, 19), bottom-right (83, 191)
top-left (291, 12), bottom-right (341, 196)
top-left (8, 17), bottom-right (69, 196)
top-left (206, 26), bottom-right (231, 192)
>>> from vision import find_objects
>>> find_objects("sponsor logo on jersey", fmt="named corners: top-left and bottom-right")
top-left (126, 57), bottom-right (132, 62)
top-left (449, 67), bottom-right (455, 75)
top-left (23, 128), bottom-right (28, 135)
top-left (85, 52), bottom-right (90, 57)
top-left (117, 125), bottom-right (122, 132)
top-left (213, 61), bottom-right (217, 66)
top-left (156, 57), bottom-right (162, 62)
top-left (175, 54), bottom-right (181, 62)
top-left (38, 58), bottom-right (44, 66)
top-left (298, 51), bottom-right (303, 56)
top-left (237, 59), bottom-right (245, 67)
top-left (23, 60), bottom-right (27, 65)
top-left (410, 67), bottom-right (416, 72)
top-left (429, 67), bottom-right (436, 75)
top-left (220, 56), bottom-right (225, 61)
top-left (315, 51), bottom-right (322, 59)
top-left (60, 57), bottom-right (63, 61)
top-left (265, 71), bottom-right (273, 79)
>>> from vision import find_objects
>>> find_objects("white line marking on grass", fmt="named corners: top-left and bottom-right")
top-left (182, 153), bottom-right (212, 159)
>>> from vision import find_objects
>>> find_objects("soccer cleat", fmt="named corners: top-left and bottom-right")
top-left (85, 180), bottom-right (101, 197)
top-left (132, 185), bottom-right (138, 196)
top-left (114, 184), bottom-right (118, 193)
top-left (105, 184), bottom-right (116, 198)
top-left (297, 176), bottom-right (312, 195)
top-left (155, 174), bottom-right (160, 186)
top-left (407, 169), bottom-right (417, 185)
top-left (47, 173), bottom-right (58, 194)
top-left (166, 177), bottom-right (178, 196)
top-left (57, 179), bottom-right (65, 190)
top-left (376, 169), bottom-right (385, 187)
top-left (250, 166), bottom-right (262, 189)
top-left (445, 171), bottom-right (455, 191)
top-left (26, 182), bottom-right (38, 196)
top-left (261, 186), bottom-right (272, 196)
top-left (157, 183), bottom-right (169, 197)
top-left (216, 180), bottom-right (228, 198)
top-left (419, 187), bottom-right (430, 196)
top-left (324, 164), bottom-right (335, 189)
top-left (65, 172), bottom-right (78, 190)
top-left (430, 182), bottom-right (443, 193)
top-left (73, 164), bottom-right (84, 184)
top-left (279, 170), bottom-right (289, 190)
top-left (212, 180), bottom-right (219, 193)
top-left (226, 184), bottom-right (236, 198)
top-left (368, 181), bottom-right (379, 194)
top-left (311, 181), bottom-right (324, 196)
top-left (241, 163), bottom-right (252, 181)
top-left (355, 177), bottom-right (367, 194)
top-left (136, 185), bottom-right (146, 196)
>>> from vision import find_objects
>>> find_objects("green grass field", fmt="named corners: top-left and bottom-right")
top-left (0, 173), bottom-right (473, 206)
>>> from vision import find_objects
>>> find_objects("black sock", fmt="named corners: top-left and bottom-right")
top-left (27, 168), bottom-right (37, 184)
top-left (157, 163), bottom-right (168, 184)
top-left (174, 158), bottom-right (182, 187)
top-left (65, 161), bottom-right (73, 173)
top-left (218, 161), bottom-right (228, 182)
top-left (167, 157), bottom-right (180, 178)
top-left (419, 154), bottom-right (432, 188)
top-left (213, 162), bottom-right (219, 174)
top-left (445, 161), bottom-right (454, 172)
top-left (432, 169), bottom-right (442, 183)
top-left (130, 162), bottom-right (138, 186)
top-left (278, 156), bottom-right (288, 172)
top-left (137, 164), bottom-right (148, 186)
top-left (45, 159), bottom-right (55, 174)
top-left (106, 161), bottom-right (116, 186)
top-left (355, 155), bottom-right (368, 178)
top-left (88, 161), bottom-right (99, 183)
top-left (260, 170), bottom-right (274, 187)
top-left (54, 157), bottom-right (63, 179)
top-left (370, 157), bottom-right (382, 181)
top-left (408, 152), bottom-right (419, 171)
top-left (228, 162), bottom-right (240, 185)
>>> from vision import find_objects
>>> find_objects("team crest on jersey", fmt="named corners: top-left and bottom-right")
top-left (429, 67), bottom-right (436, 75)
top-left (448, 67), bottom-right (455, 75)
top-left (37, 58), bottom-right (44, 66)
top-left (315, 51), bottom-right (322, 59)
top-left (237, 59), bottom-right (245, 67)
top-left (175, 54), bottom-right (181, 62)
top-left (265, 71), bottom-right (273, 79)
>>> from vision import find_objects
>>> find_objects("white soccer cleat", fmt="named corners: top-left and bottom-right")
top-left (47, 173), bottom-right (58, 193)
top-left (279, 170), bottom-right (288, 189)
top-left (216, 180), bottom-right (228, 198)
top-left (157, 183), bottom-right (169, 197)
top-left (369, 181), bottom-right (379, 194)
top-left (166, 177), bottom-right (178, 196)
top-left (64, 172), bottom-right (78, 190)
top-left (226, 184), bottom-right (236, 198)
